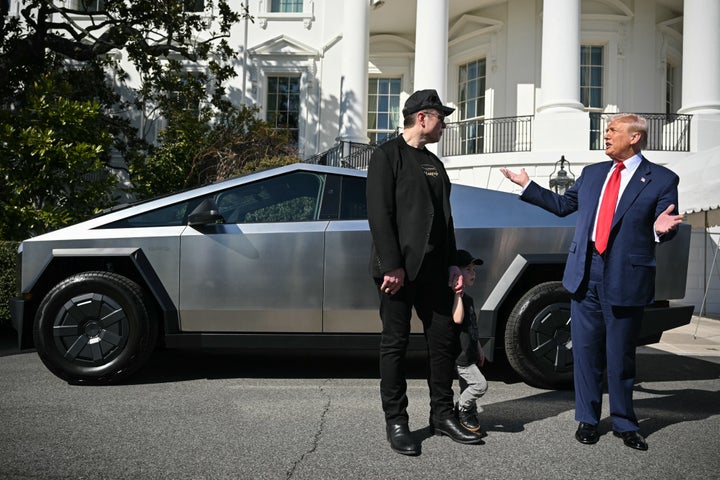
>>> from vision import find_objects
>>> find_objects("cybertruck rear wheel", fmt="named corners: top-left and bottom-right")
top-left (504, 281), bottom-right (574, 389)
top-left (33, 272), bottom-right (157, 384)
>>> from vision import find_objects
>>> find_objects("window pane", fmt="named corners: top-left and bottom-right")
top-left (580, 45), bottom-right (604, 109)
top-left (271, 0), bottom-right (303, 13)
top-left (266, 75), bottom-right (300, 143)
top-left (367, 77), bottom-right (402, 143)
top-left (458, 58), bottom-right (485, 120)
top-left (339, 176), bottom-right (367, 220)
top-left (228, 172), bottom-right (322, 223)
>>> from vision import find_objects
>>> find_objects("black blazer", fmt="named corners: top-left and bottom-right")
top-left (366, 135), bottom-right (457, 281)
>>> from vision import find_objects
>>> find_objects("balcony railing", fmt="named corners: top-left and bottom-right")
top-left (441, 115), bottom-right (533, 156)
top-left (304, 112), bottom-right (691, 170)
top-left (589, 112), bottom-right (691, 151)
top-left (304, 141), bottom-right (381, 170)
top-left (304, 130), bottom-right (399, 170)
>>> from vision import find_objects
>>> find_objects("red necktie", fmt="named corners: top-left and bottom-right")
top-left (594, 162), bottom-right (625, 254)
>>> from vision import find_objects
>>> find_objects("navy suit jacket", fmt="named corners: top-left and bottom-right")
top-left (521, 156), bottom-right (679, 306)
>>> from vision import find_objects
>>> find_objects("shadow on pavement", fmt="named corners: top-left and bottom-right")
top-left (126, 347), bottom-right (525, 385)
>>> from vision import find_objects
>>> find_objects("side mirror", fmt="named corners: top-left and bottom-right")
top-left (188, 198), bottom-right (224, 226)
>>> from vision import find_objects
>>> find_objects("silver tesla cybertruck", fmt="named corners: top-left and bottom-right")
top-left (9, 163), bottom-right (693, 388)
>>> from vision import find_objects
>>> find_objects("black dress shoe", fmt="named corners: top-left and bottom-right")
top-left (386, 423), bottom-right (420, 456)
top-left (431, 417), bottom-right (483, 445)
top-left (575, 422), bottom-right (599, 445)
top-left (613, 430), bottom-right (648, 451)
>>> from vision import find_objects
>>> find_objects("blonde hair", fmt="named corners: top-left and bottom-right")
top-left (608, 113), bottom-right (648, 150)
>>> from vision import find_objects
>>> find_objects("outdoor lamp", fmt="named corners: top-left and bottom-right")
top-left (549, 155), bottom-right (576, 195)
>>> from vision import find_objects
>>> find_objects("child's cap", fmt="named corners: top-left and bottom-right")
top-left (456, 249), bottom-right (483, 267)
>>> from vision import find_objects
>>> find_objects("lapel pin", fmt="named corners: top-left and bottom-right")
top-left (641, 177), bottom-right (646, 183)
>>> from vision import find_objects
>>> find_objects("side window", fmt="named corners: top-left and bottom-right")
top-left (318, 174), bottom-right (367, 221)
top-left (99, 199), bottom-right (199, 228)
top-left (216, 172), bottom-right (324, 223)
top-left (339, 176), bottom-right (367, 220)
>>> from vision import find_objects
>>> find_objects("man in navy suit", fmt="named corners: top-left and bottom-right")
top-left (501, 114), bottom-right (683, 451)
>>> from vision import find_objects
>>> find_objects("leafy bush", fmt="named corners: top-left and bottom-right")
top-left (0, 241), bottom-right (19, 328)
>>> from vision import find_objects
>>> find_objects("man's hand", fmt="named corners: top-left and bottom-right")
top-left (500, 167), bottom-right (530, 188)
top-left (449, 265), bottom-right (463, 294)
top-left (655, 204), bottom-right (684, 235)
top-left (380, 268), bottom-right (405, 295)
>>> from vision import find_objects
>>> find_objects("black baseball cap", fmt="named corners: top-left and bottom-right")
top-left (402, 89), bottom-right (456, 118)
top-left (455, 249), bottom-right (483, 267)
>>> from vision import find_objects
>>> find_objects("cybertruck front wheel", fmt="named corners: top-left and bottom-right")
top-left (33, 271), bottom-right (157, 384)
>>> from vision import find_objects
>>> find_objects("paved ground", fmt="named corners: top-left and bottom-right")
top-left (0, 316), bottom-right (718, 480)
top-left (646, 315), bottom-right (720, 356)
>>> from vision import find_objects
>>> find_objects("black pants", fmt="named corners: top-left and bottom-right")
top-left (376, 270), bottom-right (459, 424)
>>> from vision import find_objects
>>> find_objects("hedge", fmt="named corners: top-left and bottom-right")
top-left (0, 241), bottom-right (19, 328)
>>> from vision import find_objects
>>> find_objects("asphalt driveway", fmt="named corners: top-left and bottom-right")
top-left (1, 329), bottom-right (719, 480)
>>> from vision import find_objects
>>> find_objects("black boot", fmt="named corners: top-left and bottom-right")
top-left (386, 423), bottom-right (420, 456)
top-left (456, 403), bottom-right (481, 433)
top-left (431, 416), bottom-right (483, 444)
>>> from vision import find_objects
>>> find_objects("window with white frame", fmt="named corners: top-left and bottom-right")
top-left (457, 58), bottom-right (486, 154)
top-left (70, 0), bottom-right (105, 12)
top-left (271, 0), bottom-right (303, 13)
top-left (367, 78), bottom-right (401, 144)
top-left (582, 45), bottom-right (604, 149)
top-left (580, 45), bottom-right (603, 109)
top-left (184, 0), bottom-right (205, 12)
top-left (267, 75), bottom-right (300, 144)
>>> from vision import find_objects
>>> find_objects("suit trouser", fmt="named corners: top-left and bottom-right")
top-left (571, 250), bottom-right (643, 432)
top-left (376, 272), bottom-right (459, 425)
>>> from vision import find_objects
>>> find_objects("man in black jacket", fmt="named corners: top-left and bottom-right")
top-left (367, 89), bottom-right (484, 455)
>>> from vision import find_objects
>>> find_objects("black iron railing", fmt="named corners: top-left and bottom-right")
top-left (304, 112), bottom-right (691, 170)
top-left (589, 112), bottom-right (691, 151)
top-left (441, 115), bottom-right (533, 156)
top-left (304, 130), bottom-right (400, 170)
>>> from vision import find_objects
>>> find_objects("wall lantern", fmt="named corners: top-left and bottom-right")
top-left (549, 155), bottom-right (576, 195)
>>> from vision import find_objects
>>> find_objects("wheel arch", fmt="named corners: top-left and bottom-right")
top-left (478, 253), bottom-right (566, 360)
top-left (18, 248), bottom-right (177, 350)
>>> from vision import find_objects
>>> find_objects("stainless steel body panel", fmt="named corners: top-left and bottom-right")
top-left (178, 222), bottom-right (326, 332)
top-left (14, 163), bottom-right (691, 340)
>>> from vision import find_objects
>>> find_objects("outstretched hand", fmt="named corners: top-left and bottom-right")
top-left (655, 204), bottom-right (684, 235)
top-left (500, 167), bottom-right (530, 188)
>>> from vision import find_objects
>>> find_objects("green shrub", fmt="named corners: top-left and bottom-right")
top-left (0, 241), bottom-right (20, 328)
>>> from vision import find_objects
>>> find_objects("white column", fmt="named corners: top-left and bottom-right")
top-left (413, 0), bottom-right (449, 100)
top-left (337, 0), bottom-right (370, 144)
top-left (413, 0), bottom-right (449, 155)
top-left (533, 0), bottom-right (588, 152)
top-left (680, 0), bottom-right (720, 115)
top-left (537, 0), bottom-right (584, 113)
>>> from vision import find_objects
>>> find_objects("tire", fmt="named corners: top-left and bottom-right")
top-left (504, 281), bottom-right (574, 389)
top-left (33, 271), bottom-right (157, 384)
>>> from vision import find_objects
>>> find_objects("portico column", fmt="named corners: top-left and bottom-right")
top-left (537, 0), bottom-right (584, 113)
top-left (413, 0), bottom-right (449, 155)
top-left (533, 0), bottom-right (588, 152)
top-left (680, 0), bottom-right (720, 150)
top-left (679, 0), bottom-right (720, 115)
top-left (413, 0), bottom-right (449, 99)
top-left (337, 0), bottom-right (370, 144)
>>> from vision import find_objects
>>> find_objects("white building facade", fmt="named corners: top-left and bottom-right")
top-left (9, 0), bottom-right (720, 313)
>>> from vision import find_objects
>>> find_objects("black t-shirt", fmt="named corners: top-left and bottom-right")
top-left (406, 146), bottom-right (446, 256)
top-left (456, 293), bottom-right (480, 367)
